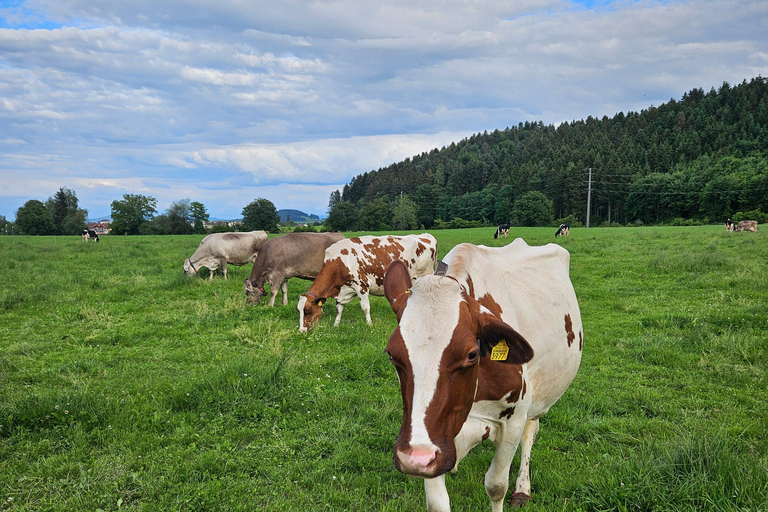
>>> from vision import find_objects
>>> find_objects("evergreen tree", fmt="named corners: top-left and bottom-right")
top-left (325, 202), bottom-right (358, 232)
top-left (190, 201), bottom-right (209, 234)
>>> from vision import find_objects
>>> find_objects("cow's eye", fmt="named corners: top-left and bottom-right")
top-left (467, 350), bottom-right (479, 362)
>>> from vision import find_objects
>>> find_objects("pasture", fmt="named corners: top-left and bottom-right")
top-left (1, 226), bottom-right (766, 511)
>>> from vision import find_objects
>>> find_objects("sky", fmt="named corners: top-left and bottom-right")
top-left (1, 0), bottom-right (766, 221)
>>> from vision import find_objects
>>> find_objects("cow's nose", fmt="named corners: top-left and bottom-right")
top-left (396, 445), bottom-right (437, 474)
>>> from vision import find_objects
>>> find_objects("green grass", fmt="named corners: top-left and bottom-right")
top-left (1, 226), bottom-right (766, 511)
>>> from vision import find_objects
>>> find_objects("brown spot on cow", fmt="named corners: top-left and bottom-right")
top-left (521, 379), bottom-right (527, 399)
top-left (579, 331), bottom-right (583, 351)
top-left (499, 406), bottom-right (515, 420)
top-left (477, 292), bottom-right (503, 318)
top-left (340, 248), bottom-right (349, 255)
top-left (464, 276), bottom-right (476, 299)
top-left (482, 426), bottom-right (491, 441)
top-left (565, 313), bottom-right (575, 347)
top-left (416, 241), bottom-right (426, 256)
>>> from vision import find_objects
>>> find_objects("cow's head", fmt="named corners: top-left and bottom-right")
top-left (183, 259), bottom-right (197, 277)
top-left (297, 292), bottom-right (326, 332)
top-left (243, 278), bottom-right (265, 305)
top-left (383, 260), bottom-right (534, 478)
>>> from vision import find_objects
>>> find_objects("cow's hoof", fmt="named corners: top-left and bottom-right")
top-left (509, 492), bottom-right (531, 508)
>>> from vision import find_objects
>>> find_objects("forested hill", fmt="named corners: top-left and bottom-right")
top-left (342, 77), bottom-right (768, 227)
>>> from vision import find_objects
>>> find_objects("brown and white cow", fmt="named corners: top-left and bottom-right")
top-left (183, 231), bottom-right (268, 280)
top-left (297, 234), bottom-right (437, 332)
top-left (244, 232), bottom-right (345, 306)
top-left (735, 220), bottom-right (758, 232)
top-left (383, 239), bottom-right (582, 511)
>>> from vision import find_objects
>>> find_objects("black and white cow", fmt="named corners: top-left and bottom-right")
top-left (725, 219), bottom-right (735, 232)
top-left (82, 229), bottom-right (99, 242)
top-left (555, 224), bottom-right (570, 237)
top-left (493, 224), bottom-right (510, 239)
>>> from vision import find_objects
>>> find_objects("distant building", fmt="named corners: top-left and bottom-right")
top-left (88, 220), bottom-right (111, 235)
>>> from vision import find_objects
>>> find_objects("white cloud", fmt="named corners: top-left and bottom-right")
top-left (1, 0), bottom-right (767, 220)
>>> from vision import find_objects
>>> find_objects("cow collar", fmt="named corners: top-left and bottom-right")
top-left (188, 260), bottom-right (198, 273)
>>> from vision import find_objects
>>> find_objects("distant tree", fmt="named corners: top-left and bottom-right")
top-left (16, 200), bottom-right (56, 235)
top-left (357, 197), bottom-right (391, 231)
top-left (328, 190), bottom-right (341, 212)
top-left (46, 187), bottom-right (88, 235)
top-left (166, 199), bottom-right (194, 234)
top-left (512, 191), bottom-right (554, 227)
top-left (325, 201), bottom-right (358, 232)
top-left (190, 201), bottom-right (209, 234)
top-left (242, 198), bottom-right (280, 233)
top-left (0, 215), bottom-right (7, 234)
top-left (110, 194), bottom-right (157, 235)
top-left (413, 184), bottom-right (441, 229)
top-left (391, 194), bottom-right (419, 230)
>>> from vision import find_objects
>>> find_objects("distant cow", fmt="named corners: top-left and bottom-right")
top-left (183, 231), bottom-right (268, 279)
top-left (82, 229), bottom-right (99, 242)
top-left (297, 234), bottom-right (437, 332)
top-left (493, 224), bottom-right (510, 239)
top-left (735, 220), bottom-right (758, 232)
top-left (243, 232), bottom-right (345, 306)
top-left (725, 218), bottom-right (735, 232)
top-left (555, 223), bottom-right (570, 237)
top-left (382, 239), bottom-right (582, 510)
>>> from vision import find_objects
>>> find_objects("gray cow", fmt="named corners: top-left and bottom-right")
top-left (243, 232), bottom-right (345, 306)
top-left (183, 231), bottom-right (268, 279)
top-left (735, 220), bottom-right (758, 232)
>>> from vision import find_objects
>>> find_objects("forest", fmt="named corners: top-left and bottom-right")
top-left (331, 77), bottom-right (768, 229)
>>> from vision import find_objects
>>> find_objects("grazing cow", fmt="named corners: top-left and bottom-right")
top-left (725, 218), bottom-right (735, 232)
top-left (183, 231), bottom-right (268, 280)
top-left (243, 232), bottom-right (345, 306)
top-left (493, 224), bottom-right (510, 239)
top-left (297, 234), bottom-right (437, 332)
top-left (383, 238), bottom-right (582, 511)
top-left (735, 220), bottom-right (758, 232)
top-left (555, 223), bottom-right (570, 237)
top-left (82, 229), bottom-right (99, 242)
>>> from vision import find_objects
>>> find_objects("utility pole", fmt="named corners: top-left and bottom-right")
top-left (586, 167), bottom-right (592, 228)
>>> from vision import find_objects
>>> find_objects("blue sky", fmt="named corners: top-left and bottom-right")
top-left (1, 0), bottom-right (766, 221)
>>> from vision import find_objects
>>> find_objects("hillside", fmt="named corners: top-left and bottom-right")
top-left (278, 209), bottom-right (320, 223)
top-left (339, 77), bottom-right (768, 227)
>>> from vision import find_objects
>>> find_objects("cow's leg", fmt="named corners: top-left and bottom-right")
top-left (220, 259), bottom-right (228, 279)
top-left (333, 302), bottom-right (345, 326)
top-left (424, 474), bottom-right (450, 512)
top-left (484, 420), bottom-right (525, 512)
top-left (359, 293), bottom-right (372, 325)
top-left (280, 280), bottom-right (288, 306)
top-left (268, 282), bottom-right (279, 307)
top-left (511, 418), bottom-right (540, 505)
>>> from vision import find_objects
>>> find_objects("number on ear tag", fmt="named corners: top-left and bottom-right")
top-left (490, 340), bottom-right (509, 361)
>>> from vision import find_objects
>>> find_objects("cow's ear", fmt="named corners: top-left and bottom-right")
top-left (384, 260), bottom-right (412, 322)
top-left (315, 298), bottom-right (326, 307)
top-left (476, 314), bottom-right (534, 364)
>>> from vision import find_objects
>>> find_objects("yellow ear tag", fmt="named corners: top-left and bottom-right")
top-left (317, 300), bottom-right (324, 307)
top-left (490, 340), bottom-right (509, 361)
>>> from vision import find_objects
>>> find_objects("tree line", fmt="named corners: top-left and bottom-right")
top-left (7, 192), bottom-right (283, 236)
top-left (328, 77), bottom-right (768, 228)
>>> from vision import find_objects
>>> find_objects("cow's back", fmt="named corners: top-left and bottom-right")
top-left (445, 238), bottom-right (582, 413)
top-left (255, 232), bottom-right (345, 280)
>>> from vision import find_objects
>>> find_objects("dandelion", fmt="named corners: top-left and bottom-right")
top-left (55, 405), bottom-right (60, 410)
top-left (64, 410), bottom-right (69, 415)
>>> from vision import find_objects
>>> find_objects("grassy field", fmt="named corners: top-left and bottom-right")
top-left (1, 226), bottom-right (766, 511)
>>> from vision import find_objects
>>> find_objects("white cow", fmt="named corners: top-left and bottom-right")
top-left (383, 238), bottom-right (582, 511)
top-left (183, 231), bottom-right (268, 279)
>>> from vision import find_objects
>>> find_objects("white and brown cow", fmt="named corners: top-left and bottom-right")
top-left (297, 234), bottom-right (437, 332)
top-left (735, 220), bottom-right (758, 232)
top-left (244, 232), bottom-right (345, 306)
top-left (383, 239), bottom-right (582, 511)
top-left (183, 231), bottom-right (268, 280)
